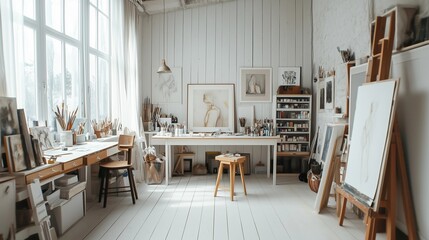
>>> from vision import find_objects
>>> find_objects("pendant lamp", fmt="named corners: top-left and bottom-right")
top-left (157, 0), bottom-right (171, 73)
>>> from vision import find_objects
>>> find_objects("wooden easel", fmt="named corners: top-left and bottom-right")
top-left (336, 9), bottom-right (418, 239)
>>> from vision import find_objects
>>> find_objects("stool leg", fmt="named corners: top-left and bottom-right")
top-left (214, 163), bottom-right (224, 197)
top-left (98, 168), bottom-right (105, 203)
top-left (129, 168), bottom-right (138, 200)
top-left (239, 162), bottom-right (247, 195)
top-left (103, 170), bottom-right (110, 208)
top-left (230, 163), bottom-right (235, 201)
top-left (127, 168), bottom-right (136, 204)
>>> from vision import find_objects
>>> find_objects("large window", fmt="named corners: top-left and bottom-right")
top-left (88, 0), bottom-right (111, 121)
top-left (19, 0), bottom-right (111, 129)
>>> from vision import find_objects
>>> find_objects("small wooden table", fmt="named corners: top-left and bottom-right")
top-left (214, 155), bottom-right (247, 201)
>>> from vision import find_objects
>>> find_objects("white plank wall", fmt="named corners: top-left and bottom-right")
top-left (140, 0), bottom-right (312, 167)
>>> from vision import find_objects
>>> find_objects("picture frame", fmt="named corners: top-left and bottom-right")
top-left (314, 123), bottom-right (345, 212)
top-left (5, 134), bottom-right (28, 172)
top-left (0, 97), bottom-right (20, 154)
top-left (325, 76), bottom-right (335, 110)
top-left (152, 67), bottom-right (182, 104)
top-left (29, 126), bottom-right (54, 150)
top-left (187, 84), bottom-right (235, 133)
top-left (240, 68), bottom-right (272, 102)
top-left (318, 79), bottom-right (325, 112)
top-left (17, 109), bottom-right (37, 168)
top-left (278, 67), bottom-right (301, 86)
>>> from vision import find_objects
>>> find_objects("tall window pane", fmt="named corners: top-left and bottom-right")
top-left (65, 44), bottom-right (80, 111)
top-left (23, 26), bottom-right (38, 122)
top-left (45, 0), bottom-right (62, 32)
top-left (99, 0), bottom-right (109, 15)
top-left (89, 54), bottom-right (97, 120)
top-left (65, 0), bottom-right (80, 39)
top-left (23, 0), bottom-right (36, 20)
top-left (98, 13), bottom-right (109, 54)
top-left (89, 6), bottom-right (97, 48)
top-left (98, 58), bottom-right (109, 119)
top-left (46, 36), bottom-right (63, 128)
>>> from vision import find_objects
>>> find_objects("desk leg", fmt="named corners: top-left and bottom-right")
top-left (165, 144), bottom-right (169, 185)
top-left (273, 144), bottom-right (277, 185)
top-left (267, 145), bottom-right (271, 179)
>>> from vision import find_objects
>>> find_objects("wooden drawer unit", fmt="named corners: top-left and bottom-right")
top-left (63, 158), bottom-right (84, 171)
top-left (25, 164), bottom-right (62, 184)
top-left (85, 150), bottom-right (108, 165)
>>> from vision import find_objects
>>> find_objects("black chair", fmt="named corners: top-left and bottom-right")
top-left (98, 135), bottom-right (138, 208)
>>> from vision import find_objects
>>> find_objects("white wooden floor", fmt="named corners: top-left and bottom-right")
top-left (60, 174), bottom-right (385, 240)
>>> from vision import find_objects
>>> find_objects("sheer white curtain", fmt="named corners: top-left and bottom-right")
top-left (111, 0), bottom-right (144, 182)
top-left (0, 0), bottom-right (24, 99)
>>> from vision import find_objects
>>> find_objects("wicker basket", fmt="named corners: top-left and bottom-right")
top-left (307, 170), bottom-right (321, 193)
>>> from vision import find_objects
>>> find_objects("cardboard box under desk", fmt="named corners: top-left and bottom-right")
top-left (49, 191), bottom-right (85, 236)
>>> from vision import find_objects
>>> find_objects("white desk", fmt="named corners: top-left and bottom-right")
top-left (151, 135), bottom-right (280, 185)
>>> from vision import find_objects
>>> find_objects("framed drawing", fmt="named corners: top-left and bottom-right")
top-left (30, 126), bottom-right (54, 150)
top-left (0, 97), bottom-right (20, 153)
top-left (325, 76), bottom-right (335, 110)
top-left (278, 67), bottom-right (301, 86)
top-left (5, 134), bottom-right (27, 172)
top-left (240, 68), bottom-right (272, 102)
top-left (152, 67), bottom-right (182, 103)
top-left (318, 79), bottom-right (325, 112)
top-left (187, 84), bottom-right (235, 133)
top-left (314, 123), bottom-right (345, 212)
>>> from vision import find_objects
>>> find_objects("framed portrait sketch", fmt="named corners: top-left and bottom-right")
top-left (152, 67), bottom-right (182, 103)
top-left (5, 134), bottom-right (27, 172)
top-left (278, 67), bottom-right (301, 86)
top-left (325, 76), bottom-right (335, 110)
top-left (187, 84), bottom-right (235, 133)
top-left (240, 68), bottom-right (272, 102)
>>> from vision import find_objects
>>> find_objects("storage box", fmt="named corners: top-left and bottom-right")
top-left (144, 157), bottom-right (165, 184)
top-left (55, 174), bottom-right (78, 187)
top-left (49, 191), bottom-right (85, 236)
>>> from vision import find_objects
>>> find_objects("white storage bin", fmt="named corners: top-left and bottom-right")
top-left (49, 190), bottom-right (85, 236)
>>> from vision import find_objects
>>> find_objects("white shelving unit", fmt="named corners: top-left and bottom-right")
top-left (273, 94), bottom-right (312, 173)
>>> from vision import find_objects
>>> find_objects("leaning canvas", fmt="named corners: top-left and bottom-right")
top-left (314, 123), bottom-right (345, 212)
top-left (344, 80), bottom-right (398, 209)
top-left (0, 97), bottom-right (20, 152)
top-left (30, 126), bottom-right (54, 150)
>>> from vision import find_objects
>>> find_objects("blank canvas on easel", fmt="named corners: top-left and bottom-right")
top-left (344, 80), bottom-right (398, 209)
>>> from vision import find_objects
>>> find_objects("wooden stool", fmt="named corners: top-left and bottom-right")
top-left (174, 153), bottom-right (195, 175)
top-left (214, 155), bottom-right (247, 201)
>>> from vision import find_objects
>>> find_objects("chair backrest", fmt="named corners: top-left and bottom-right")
top-left (118, 134), bottom-right (135, 164)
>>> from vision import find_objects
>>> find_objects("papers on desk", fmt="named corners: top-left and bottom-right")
top-left (44, 149), bottom-right (72, 156)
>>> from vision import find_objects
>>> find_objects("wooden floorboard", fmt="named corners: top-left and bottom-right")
top-left (59, 174), bottom-right (386, 240)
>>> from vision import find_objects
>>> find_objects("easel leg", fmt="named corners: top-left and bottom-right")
top-left (386, 143), bottom-right (397, 240)
top-left (365, 216), bottom-right (376, 240)
top-left (339, 194), bottom-right (347, 226)
top-left (395, 127), bottom-right (418, 240)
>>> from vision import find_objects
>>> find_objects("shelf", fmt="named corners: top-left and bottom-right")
top-left (277, 152), bottom-right (310, 157)
top-left (280, 141), bottom-right (309, 144)
top-left (276, 108), bottom-right (309, 111)
top-left (278, 132), bottom-right (309, 134)
top-left (276, 118), bottom-right (310, 121)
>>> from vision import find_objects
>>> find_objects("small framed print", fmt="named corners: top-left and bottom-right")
top-left (278, 67), bottom-right (301, 86)
top-left (240, 68), bottom-right (272, 102)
